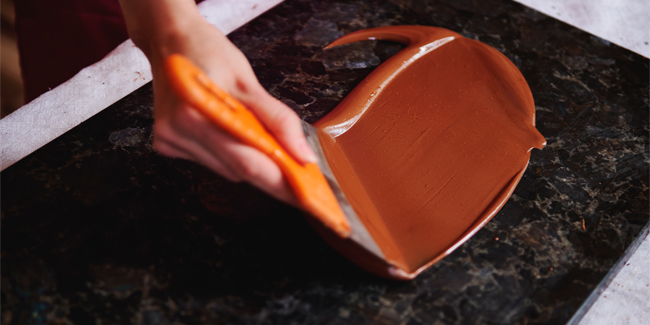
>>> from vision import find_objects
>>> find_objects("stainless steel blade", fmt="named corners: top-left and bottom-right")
top-left (301, 120), bottom-right (385, 260)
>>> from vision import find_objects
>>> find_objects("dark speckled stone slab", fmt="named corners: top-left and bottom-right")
top-left (2, 0), bottom-right (648, 324)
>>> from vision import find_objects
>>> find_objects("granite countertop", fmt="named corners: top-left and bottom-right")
top-left (1, 0), bottom-right (648, 324)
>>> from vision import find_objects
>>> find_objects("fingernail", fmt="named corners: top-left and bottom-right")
top-left (300, 141), bottom-right (318, 164)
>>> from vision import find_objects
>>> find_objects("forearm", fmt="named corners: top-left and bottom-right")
top-left (118, 0), bottom-right (207, 58)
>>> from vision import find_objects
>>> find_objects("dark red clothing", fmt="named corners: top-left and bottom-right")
top-left (15, 0), bottom-right (129, 102)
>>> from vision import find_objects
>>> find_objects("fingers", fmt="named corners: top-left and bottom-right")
top-left (153, 134), bottom-right (242, 183)
top-left (210, 135), bottom-right (298, 206)
top-left (242, 88), bottom-right (318, 165)
top-left (153, 104), bottom-right (299, 206)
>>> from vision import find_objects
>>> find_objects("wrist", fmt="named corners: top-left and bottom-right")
top-left (142, 20), bottom-right (229, 73)
top-left (119, 0), bottom-right (206, 59)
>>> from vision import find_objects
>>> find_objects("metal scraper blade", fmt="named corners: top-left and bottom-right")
top-left (301, 120), bottom-right (385, 261)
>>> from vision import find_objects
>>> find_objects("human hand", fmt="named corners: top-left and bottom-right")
top-left (120, 1), bottom-right (317, 205)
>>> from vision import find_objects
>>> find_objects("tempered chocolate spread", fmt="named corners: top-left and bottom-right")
top-left (312, 26), bottom-right (546, 279)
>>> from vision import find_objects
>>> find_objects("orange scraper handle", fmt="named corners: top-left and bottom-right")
top-left (164, 54), bottom-right (351, 238)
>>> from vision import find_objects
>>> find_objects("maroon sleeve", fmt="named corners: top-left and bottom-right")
top-left (15, 0), bottom-right (129, 102)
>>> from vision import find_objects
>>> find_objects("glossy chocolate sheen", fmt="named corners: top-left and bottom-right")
top-left (313, 26), bottom-right (546, 279)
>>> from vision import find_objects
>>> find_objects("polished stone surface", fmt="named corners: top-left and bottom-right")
top-left (2, 0), bottom-right (648, 324)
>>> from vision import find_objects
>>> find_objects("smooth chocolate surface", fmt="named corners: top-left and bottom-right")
top-left (1, 0), bottom-right (648, 323)
top-left (315, 26), bottom-right (545, 276)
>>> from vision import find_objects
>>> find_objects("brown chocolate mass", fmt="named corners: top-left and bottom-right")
top-left (312, 26), bottom-right (546, 279)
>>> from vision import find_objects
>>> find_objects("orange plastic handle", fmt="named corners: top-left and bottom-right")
top-left (164, 54), bottom-right (350, 238)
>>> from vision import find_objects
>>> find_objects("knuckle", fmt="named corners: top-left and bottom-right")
top-left (152, 138), bottom-right (175, 157)
top-left (222, 172), bottom-right (244, 183)
top-left (151, 120), bottom-right (185, 158)
top-left (173, 105), bottom-right (204, 129)
top-left (155, 105), bottom-right (207, 139)
top-left (243, 85), bottom-right (268, 106)
top-left (153, 120), bottom-right (174, 142)
top-left (272, 109), bottom-right (300, 134)
top-left (208, 162), bottom-right (243, 183)
top-left (232, 160), bottom-right (263, 181)
top-left (235, 79), bottom-right (249, 94)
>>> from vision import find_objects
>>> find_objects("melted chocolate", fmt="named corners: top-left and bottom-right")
top-left (313, 26), bottom-right (546, 279)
